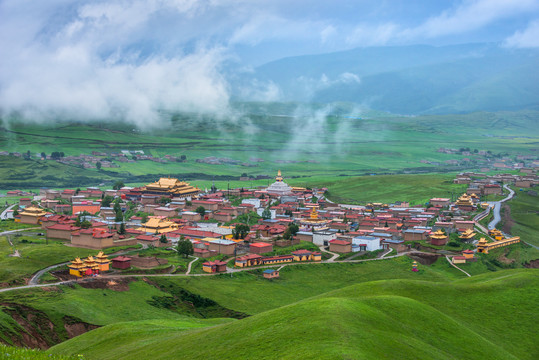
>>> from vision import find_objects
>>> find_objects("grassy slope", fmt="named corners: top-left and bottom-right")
top-left (153, 256), bottom-right (464, 315)
top-left (320, 173), bottom-right (467, 205)
top-left (506, 188), bottom-right (539, 246)
top-left (49, 269), bottom-right (538, 360)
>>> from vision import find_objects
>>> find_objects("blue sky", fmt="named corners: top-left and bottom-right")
top-left (1, 0), bottom-right (538, 125)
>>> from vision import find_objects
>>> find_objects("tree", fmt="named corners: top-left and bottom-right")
top-left (115, 210), bottom-right (124, 222)
top-left (141, 213), bottom-right (149, 223)
top-left (75, 188), bottom-right (80, 195)
top-left (185, 200), bottom-right (192, 207)
top-left (59, 152), bottom-right (65, 157)
top-left (80, 220), bottom-right (92, 229)
top-left (40, 152), bottom-right (46, 159)
top-left (311, 196), bottom-right (318, 203)
top-left (159, 196), bottom-right (171, 205)
top-left (101, 195), bottom-right (113, 207)
top-left (159, 234), bottom-right (168, 244)
top-left (232, 224), bottom-right (250, 239)
top-left (96, 161), bottom-right (102, 170)
top-left (180, 155), bottom-right (186, 161)
top-left (261, 207), bottom-right (271, 220)
top-left (176, 237), bottom-right (193, 258)
top-left (195, 206), bottom-right (206, 217)
top-left (13, 209), bottom-right (19, 216)
top-left (118, 222), bottom-right (126, 235)
top-left (113, 180), bottom-right (124, 190)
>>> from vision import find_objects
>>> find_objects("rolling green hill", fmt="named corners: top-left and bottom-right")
top-left (49, 269), bottom-right (539, 360)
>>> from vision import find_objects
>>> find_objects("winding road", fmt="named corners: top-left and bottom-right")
top-left (487, 184), bottom-right (515, 230)
top-left (0, 204), bottom-right (15, 220)
top-left (0, 250), bottom-right (421, 293)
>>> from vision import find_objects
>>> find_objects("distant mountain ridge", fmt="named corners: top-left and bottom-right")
top-left (241, 43), bottom-right (539, 114)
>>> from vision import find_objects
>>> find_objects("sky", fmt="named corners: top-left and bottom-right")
top-left (1, 0), bottom-right (538, 126)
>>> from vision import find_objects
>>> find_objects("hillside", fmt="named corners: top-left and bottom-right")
top-left (49, 269), bottom-right (538, 360)
top-left (249, 43), bottom-right (539, 114)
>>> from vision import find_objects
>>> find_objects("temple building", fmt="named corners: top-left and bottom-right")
top-left (137, 217), bottom-right (179, 234)
top-left (488, 229), bottom-right (504, 241)
top-left (459, 229), bottom-right (476, 241)
top-left (68, 258), bottom-right (86, 277)
top-left (429, 229), bottom-right (448, 246)
top-left (19, 206), bottom-right (48, 224)
top-left (95, 251), bottom-right (111, 271)
top-left (143, 177), bottom-right (200, 199)
top-left (83, 256), bottom-right (100, 275)
top-left (476, 236), bottom-right (520, 254)
top-left (265, 170), bottom-right (293, 196)
top-left (455, 194), bottom-right (475, 211)
top-left (300, 206), bottom-right (329, 230)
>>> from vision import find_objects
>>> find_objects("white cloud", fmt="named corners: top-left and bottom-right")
top-left (504, 20), bottom-right (539, 47)
top-left (0, 0), bottom-right (232, 128)
top-left (407, 0), bottom-right (539, 38)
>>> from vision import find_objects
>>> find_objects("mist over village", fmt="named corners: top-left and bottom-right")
top-left (0, 1), bottom-right (538, 359)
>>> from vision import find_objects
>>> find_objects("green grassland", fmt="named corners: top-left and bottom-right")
top-left (48, 269), bottom-right (539, 360)
top-left (0, 109), bottom-right (537, 191)
top-left (506, 188), bottom-right (539, 247)
top-left (320, 173), bottom-right (467, 205)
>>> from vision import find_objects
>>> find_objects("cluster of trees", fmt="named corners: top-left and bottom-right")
top-left (195, 206), bottom-right (206, 217)
top-left (232, 224), bottom-right (250, 239)
top-left (50, 152), bottom-right (65, 160)
top-left (283, 223), bottom-right (299, 240)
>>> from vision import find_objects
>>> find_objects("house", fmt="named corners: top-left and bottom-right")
top-left (19, 198), bottom-right (32, 207)
top-left (181, 211), bottom-right (202, 222)
top-left (208, 239), bottom-right (237, 255)
top-left (194, 247), bottom-right (212, 258)
top-left (352, 236), bottom-right (382, 252)
top-left (329, 239), bottom-right (351, 253)
top-left (403, 229), bottom-right (429, 241)
top-left (262, 255), bottom-right (293, 265)
top-left (202, 260), bottom-right (228, 273)
top-left (153, 206), bottom-right (178, 217)
top-left (249, 242), bottom-right (273, 254)
top-left (452, 256), bottom-right (466, 264)
top-left (291, 249), bottom-right (313, 261)
top-left (46, 223), bottom-right (80, 240)
top-left (235, 254), bottom-right (264, 267)
top-left (263, 269), bottom-right (279, 279)
top-left (111, 256), bottom-right (131, 269)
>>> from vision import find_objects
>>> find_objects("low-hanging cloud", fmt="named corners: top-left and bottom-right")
top-left (0, 0), bottom-right (233, 128)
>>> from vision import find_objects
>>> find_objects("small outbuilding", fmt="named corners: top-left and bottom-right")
top-left (111, 256), bottom-right (131, 269)
top-left (263, 269), bottom-right (279, 279)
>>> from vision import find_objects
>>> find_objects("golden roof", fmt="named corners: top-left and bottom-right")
top-left (430, 229), bottom-right (447, 239)
top-left (310, 207), bottom-right (319, 220)
top-left (20, 206), bottom-right (47, 217)
top-left (276, 170), bottom-right (283, 182)
top-left (137, 217), bottom-right (178, 233)
top-left (477, 237), bottom-right (488, 244)
top-left (69, 258), bottom-right (86, 269)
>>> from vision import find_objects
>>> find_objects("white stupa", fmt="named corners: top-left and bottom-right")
top-left (266, 170), bottom-right (293, 196)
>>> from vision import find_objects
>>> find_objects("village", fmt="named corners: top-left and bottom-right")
top-left (2, 166), bottom-right (536, 282)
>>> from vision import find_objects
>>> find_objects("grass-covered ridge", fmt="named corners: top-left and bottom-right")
top-left (49, 269), bottom-right (539, 360)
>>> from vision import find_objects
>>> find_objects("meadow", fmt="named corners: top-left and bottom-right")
top-left (48, 269), bottom-right (539, 360)
top-left (0, 108), bottom-right (537, 194)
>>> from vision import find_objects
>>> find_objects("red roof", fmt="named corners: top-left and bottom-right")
top-left (453, 256), bottom-right (466, 260)
top-left (112, 256), bottom-right (131, 262)
top-left (46, 224), bottom-right (80, 231)
top-left (203, 260), bottom-right (227, 266)
top-left (291, 249), bottom-right (313, 255)
top-left (172, 229), bottom-right (222, 238)
top-left (236, 254), bottom-right (263, 261)
top-left (329, 239), bottom-right (351, 245)
top-left (263, 255), bottom-right (293, 261)
top-left (250, 242), bottom-right (272, 248)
